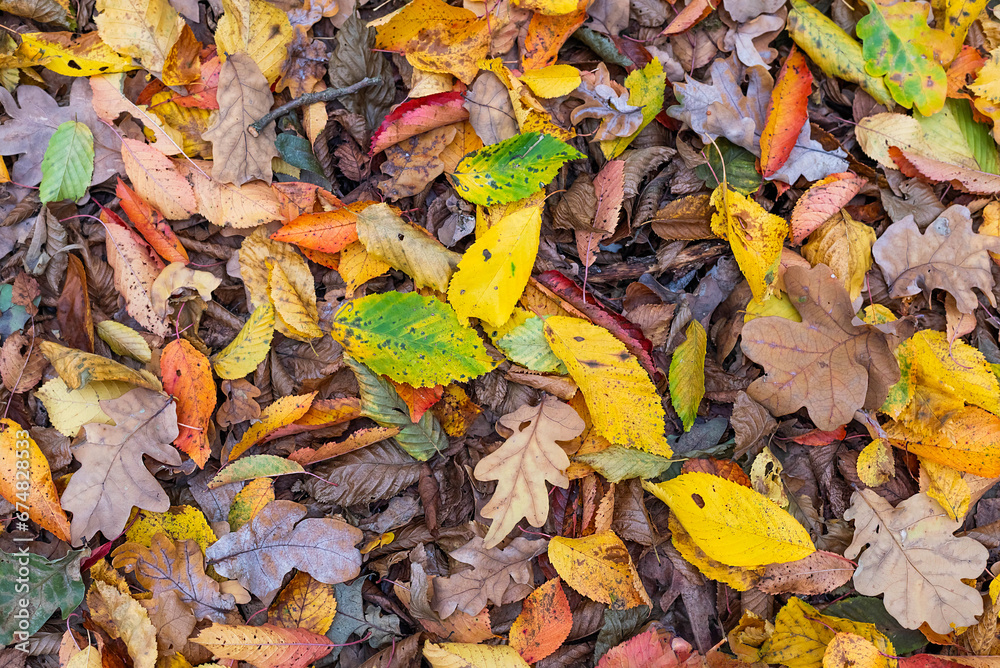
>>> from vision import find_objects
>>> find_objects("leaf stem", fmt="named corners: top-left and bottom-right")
top-left (247, 78), bottom-right (384, 138)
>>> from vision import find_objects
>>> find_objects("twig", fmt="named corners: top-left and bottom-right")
top-left (248, 78), bottom-right (383, 137)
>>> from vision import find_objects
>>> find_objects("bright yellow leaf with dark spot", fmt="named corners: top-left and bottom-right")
top-left (711, 184), bottom-right (788, 302)
top-left (214, 0), bottom-right (292, 83)
top-left (547, 531), bottom-right (651, 610)
top-left (125, 505), bottom-right (218, 553)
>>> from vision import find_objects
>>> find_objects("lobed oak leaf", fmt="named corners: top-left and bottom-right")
top-left (205, 500), bottom-right (361, 597)
top-left (475, 396), bottom-right (584, 548)
top-left (569, 63), bottom-right (644, 142)
top-left (844, 489), bottom-right (987, 633)
top-left (741, 264), bottom-right (900, 431)
top-left (60, 388), bottom-right (181, 543)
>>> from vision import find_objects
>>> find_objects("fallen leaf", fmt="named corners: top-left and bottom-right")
top-left (0, 418), bottom-right (71, 541)
top-left (548, 531), bottom-right (651, 610)
top-left (229, 392), bottom-right (316, 460)
top-left (214, 0), bottom-right (293, 83)
top-left (669, 320), bottom-right (706, 432)
top-left (268, 572), bottom-right (337, 635)
top-left (160, 339), bottom-right (216, 467)
top-left (193, 622), bottom-right (335, 668)
top-left (509, 577), bottom-right (572, 663)
top-left (87, 580), bottom-right (158, 668)
top-left (760, 47), bottom-right (811, 177)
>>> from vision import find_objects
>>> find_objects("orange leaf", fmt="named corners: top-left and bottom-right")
top-left (509, 577), bottom-right (573, 663)
top-left (0, 418), bottom-right (71, 542)
top-left (522, 7), bottom-right (586, 70)
top-left (116, 178), bottom-right (189, 264)
top-left (391, 380), bottom-right (444, 422)
top-left (229, 393), bottom-right (317, 461)
top-left (271, 201), bottom-right (374, 254)
top-left (761, 47), bottom-right (812, 179)
top-left (947, 46), bottom-right (985, 99)
top-left (193, 622), bottom-right (335, 668)
top-left (161, 339), bottom-right (215, 467)
top-left (789, 172), bottom-right (867, 244)
top-left (791, 426), bottom-right (846, 446)
top-left (660, 0), bottom-right (712, 36)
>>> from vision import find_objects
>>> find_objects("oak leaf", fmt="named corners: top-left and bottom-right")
top-left (474, 396), bottom-right (584, 549)
top-left (844, 489), bottom-right (987, 633)
top-left (569, 63), bottom-right (643, 142)
top-left (60, 388), bottom-right (181, 543)
top-left (741, 264), bottom-right (900, 431)
top-left (872, 205), bottom-right (1000, 314)
top-left (204, 499), bottom-right (362, 597)
top-left (111, 534), bottom-right (237, 622)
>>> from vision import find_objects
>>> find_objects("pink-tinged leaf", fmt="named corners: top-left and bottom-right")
top-left (890, 146), bottom-right (1000, 194)
top-left (116, 178), bottom-right (189, 263)
top-left (171, 50), bottom-right (221, 109)
top-left (535, 271), bottom-right (660, 382)
top-left (597, 628), bottom-right (704, 668)
top-left (370, 92), bottom-right (469, 155)
top-left (790, 172), bottom-right (867, 244)
top-left (761, 47), bottom-right (812, 178)
top-left (791, 426), bottom-right (846, 446)
top-left (271, 202), bottom-right (375, 254)
top-left (898, 657), bottom-right (976, 668)
top-left (660, 0), bottom-right (712, 36)
top-left (577, 160), bottom-right (626, 268)
top-left (390, 380), bottom-right (444, 422)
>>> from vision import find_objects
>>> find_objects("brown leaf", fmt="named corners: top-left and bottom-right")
top-left (464, 71), bottom-right (519, 145)
top-left (202, 53), bottom-right (278, 185)
top-left (756, 550), bottom-right (854, 595)
top-left (741, 264), bottom-right (900, 431)
top-left (204, 499), bottom-right (362, 597)
top-left (111, 534), bottom-right (237, 621)
top-left (730, 391), bottom-right (777, 459)
top-left (303, 440), bottom-right (423, 506)
top-left (570, 64), bottom-right (643, 142)
top-left (378, 125), bottom-right (458, 199)
top-left (57, 254), bottom-right (95, 353)
top-left (139, 590), bottom-right (197, 655)
top-left (0, 331), bottom-right (45, 393)
top-left (104, 215), bottom-right (170, 337)
top-left (872, 205), bottom-right (1000, 314)
top-left (60, 388), bottom-right (181, 543)
top-left (217, 379), bottom-right (262, 428)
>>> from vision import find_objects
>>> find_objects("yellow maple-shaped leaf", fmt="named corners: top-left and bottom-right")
top-left (229, 392), bottom-right (316, 460)
top-left (215, 0), bottom-right (293, 83)
top-left (267, 260), bottom-right (322, 341)
top-left (711, 184), bottom-right (788, 302)
top-left (95, 0), bottom-right (183, 72)
top-left (669, 319), bottom-right (706, 432)
top-left (36, 377), bottom-right (131, 437)
top-left (87, 580), bottom-right (158, 668)
top-left (801, 211), bottom-right (876, 301)
top-left (519, 64), bottom-right (582, 98)
top-left (424, 641), bottom-right (531, 668)
top-left (125, 505), bottom-right (218, 553)
top-left (548, 531), bottom-right (651, 610)
top-left (268, 572), bottom-right (337, 636)
top-left (474, 395), bottom-right (584, 548)
top-left (856, 438), bottom-right (894, 487)
top-left (212, 303), bottom-right (275, 379)
top-left (668, 514), bottom-right (762, 591)
top-left (448, 205), bottom-right (542, 328)
top-left (543, 316), bottom-right (671, 456)
top-left (762, 597), bottom-right (895, 668)
top-left (822, 633), bottom-right (883, 668)
top-left (0, 419), bottom-right (71, 542)
top-left (920, 458), bottom-right (970, 521)
top-left (644, 472), bottom-right (815, 567)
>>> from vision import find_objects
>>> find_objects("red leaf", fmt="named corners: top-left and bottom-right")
top-left (791, 426), bottom-right (846, 446)
top-left (116, 178), bottom-right (189, 264)
top-left (789, 172), bottom-right (866, 244)
top-left (370, 91), bottom-right (468, 155)
top-left (947, 46), bottom-right (985, 99)
top-left (761, 47), bottom-right (812, 178)
top-left (660, 0), bottom-right (712, 36)
top-left (391, 380), bottom-right (444, 422)
top-left (510, 578), bottom-right (573, 663)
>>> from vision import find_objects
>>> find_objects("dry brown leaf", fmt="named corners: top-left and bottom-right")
top-left (378, 125), bottom-right (458, 199)
top-left (464, 71), bottom-right (519, 145)
top-left (202, 53), bottom-right (277, 185)
top-left (105, 216), bottom-right (171, 337)
top-left (741, 264), bottom-right (900, 431)
top-left (570, 64), bottom-right (643, 141)
top-left (60, 388), bottom-right (181, 543)
top-left (0, 331), bottom-right (46, 393)
top-left (756, 550), bottom-right (854, 595)
top-left (475, 395), bottom-right (584, 549)
top-left (140, 590), bottom-right (197, 655)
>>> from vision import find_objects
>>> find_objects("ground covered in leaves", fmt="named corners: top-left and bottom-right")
top-left (7, 0), bottom-right (1000, 666)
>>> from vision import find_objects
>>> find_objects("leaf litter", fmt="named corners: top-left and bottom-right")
top-left (7, 0), bottom-right (1000, 666)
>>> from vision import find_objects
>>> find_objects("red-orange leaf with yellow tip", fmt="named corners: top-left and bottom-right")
top-left (161, 338), bottom-right (215, 467)
top-left (760, 47), bottom-right (812, 178)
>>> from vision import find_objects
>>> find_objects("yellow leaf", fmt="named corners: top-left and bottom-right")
top-left (668, 513), bottom-right (762, 591)
top-left (921, 458), bottom-right (970, 521)
top-left (762, 597), bottom-right (896, 668)
top-left (96, 321), bottom-right (152, 363)
top-left (548, 531), bottom-right (651, 610)
top-left (212, 303), bottom-right (275, 379)
top-left (711, 184), bottom-right (788, 302)
top-left (599, 58), bottom-right (665, 159)
top-left (268, 572), bottom-right (336, 635)
top-left (215, 0), bottom-right (293, 83)
top-left (0, 419), bottom-right (71, 542)
top-left (512, 0), bottom-right (578, 15)
top-left (64, 646), bottom-right (103, 668)
top-left (36, 377), bottom-right (131, 437)
top-left (150, 261), bottom-right (222, 321)
top-left (823, 633), bottom-right (884, 668)
top-left (339, 240), bottom-right (392, 298)
top-left (267, 259), bottom-right (322, 341)
top-left (87, 580), bottom-right (158, 668)
top-left (519, 65), bottom-right (581, 97)
top-left (448, 205), bottom-right (542, 327)
top-left (744, 291), bottom-right (803, 323)
top-left (18, 31), bottom-right (138, 77)
top-left (239, 227), bottom-right (311, 309)
top-left (229, 477), bottom-right (274, 530)
top-left (750, 446), bottom-right (788, 508)
top-left (478, 60), bottom-right (574, 141)
top-left (643, 472), bottom-right (815, 567)
top-left (857, 438), bottom-right (894, 487)
top-left (801, 211), bottom-right (876, 301)
top-left (885, 406), bottom-right (1000, 476)
top-left (125, 505), bottom-right (218, 553)
top-left (669, 319), bottom-right (706, 432)
top-left (39, 341), bottom-right (161, 392)
top-left (355, 203), bottom-right (461, 293)
top-left (543, 316), bottom-right (672, 457)
top-left (474, 395), bottom-right (583, 548)
top-left (944, 0), bottom-right (987, 49)
top-left (229, 392), bottom-right (316, 460)
top-left (424, 641), bottom-right (531, 668)
top-left (95, 0), bottom-right (184, 72)
top-left (860, 304), bottom-right (897, 325)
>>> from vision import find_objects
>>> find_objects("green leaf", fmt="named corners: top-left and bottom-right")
top-left (345, 355), bottom-right (447, 461)
top-left (329, 292), bottom-right (497, 387)
top-left (572, 28), bottom-right (633, 68)
top-left (448, 132), bottom-right (584, 206)
top-left (695, 139), bottom-right (761, 195)
top-left (598, 58), bottom-right (666, 160)
top-left (210, 454), bottom-right (304, 488)
top-left (0, 548), bottom-right (87, 645)
top-left (496, 316), bottom-right (566, 373)
top-left (39, 121), bottom-right (94, 205)
top-left (574, 446), bottom-right (674, 483)
top-left (275, 133), bottom-right (332, 190)
top-left (950, 98), bottom-right (1000, 175)
top-left (856, 0), bottom-right (947, 115)
top-left (669, 319), bottom-right (707, 432)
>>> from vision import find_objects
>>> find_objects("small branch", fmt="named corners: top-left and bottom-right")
top-left (248, 77), bottom-right (383, 137)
